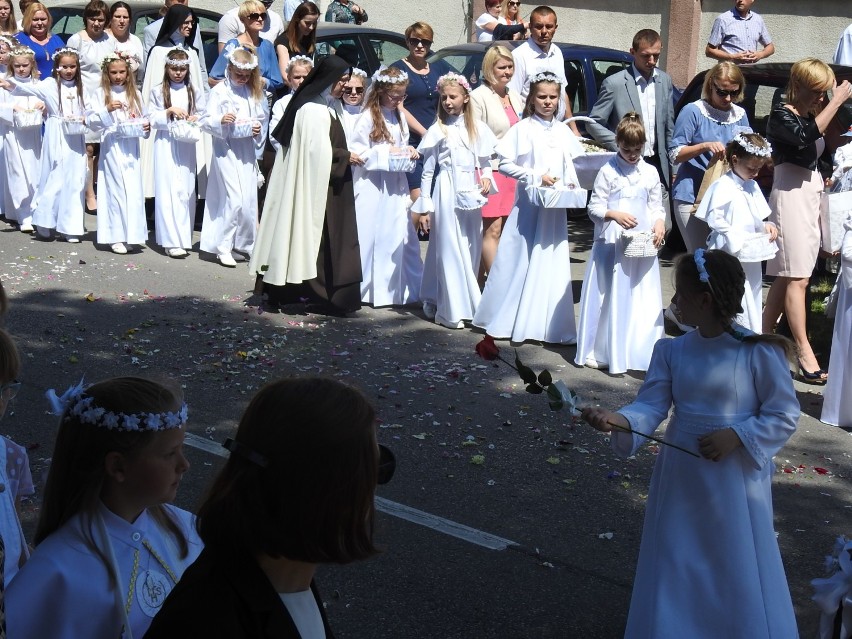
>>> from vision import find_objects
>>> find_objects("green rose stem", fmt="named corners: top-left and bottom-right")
top-left (603, 420), bottom-right (700, 458)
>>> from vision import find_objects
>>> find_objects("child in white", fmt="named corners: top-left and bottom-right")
top-left (583, 249), bottom-right (800, 639)
top-left (828, 126), bottom-right (852, 192)
top-left (694, 132), bottom-right (777, 332)
top-left (0, 329), bottom-right (34, 586)
top-left (338, 67), bottom-right (367, 140)
top-left (0, 36), bottom-right (15, 220)
top-left (268, 55), bottom-right (312, 154)
top-left (349, 66), bottom-right (422, 306)
top-left (0, 46), bottom-right (43, 233)
top-left (86, 53), bottom-right (150, 254)
top-left (821, 211), bottom-right (852, 428)
top-left (6, 377), bottom-right (202, 639)
top-left (5, 47), bottom-right (87, 242)
top-left (148, 48), bottom-right (205, 259)
top-left (575, 113), bottom-right (665, 372)
top-left (411, 72), bottom-right (496, 329)
top-left (473, 71), bottom-right (584, 344)
top-left (200, 47), bottom-right (268, 268)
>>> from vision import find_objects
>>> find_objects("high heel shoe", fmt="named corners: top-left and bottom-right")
top-left (797, 361), bottom-right (828, 385)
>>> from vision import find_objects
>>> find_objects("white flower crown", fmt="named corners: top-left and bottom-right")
top-left (732, 132), bottom-right (772, 158)
top-left (46, 380), bottom-right (189, 432)
top-left (285, 54), bottom-right (312, 74)
top-left (349, 67), bottom-right (367, 79)
top-left (9, 45), bottom-right (34, 59)
top-left (165, 47), bottom-right (191, 68)
top-left (51, 47), bottom-right (79, 63)
top-left (100, 50), bottom-right (134, 71)
top-left (0, 35), bottom-right (18, 49)
top-left (529, 71), bottom-right (561, 86)
top-left (371, 65), bottom-right (407, 84)
top-left (225, 48), bottom-right (259, 71)
top-left (437, 71), bottom-right (470, 92)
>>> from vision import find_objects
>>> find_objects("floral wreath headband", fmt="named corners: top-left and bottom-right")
top-left (285, 54), bottom-right (312, 74)
top-left (437, 71), bottom-right (470, 92)
top-left (0, 35), bottom-right (20, 50)
top-left (371, 66), bottom-right (407, 84)
top-left (165, 47), bottom-right (191, 68)
top-left (349, 67), bottom-right (367, 79)
top-left (225, 48), bottom-right (259, 70)
top-left (100, 50), bottom-right (134, 71)
top-left (46, 380), bottom-right (188, 432)
top-left (51, 47), bottom-right (79, 63)
top-left (8, 46), bottom-right (35, 59)
top-left (529, 71), bottom-right (561, 86)
top-left (732, 132), bottom-right (772, 158)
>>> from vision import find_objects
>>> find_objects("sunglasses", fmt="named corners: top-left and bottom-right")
top-left (408, 37), bottom-right (432, 49)
top-left (712, 84), bottom-right (739, 98)
top-left (343, 86), bottom-right (364, 95)
top-left (507, 1), bottom-right (520, 5)
top-left (248, 11), bottom-right (266, 20)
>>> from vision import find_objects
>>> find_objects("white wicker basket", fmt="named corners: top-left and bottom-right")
top-left (14, 109), bottom-right (43, 128)
top-left (116, 119), bottom-right (147, 138)
top-left (168, 119), bottom-right (201, 143)
top-left (737, 232), bottom-right (778, 262)
top-left (387, 150), bottom-right (416, 173)
top-left (229, 120), bottom-right (257, 139)
top-left (526, 184), bottom-right (588, 209)
top-left (61, 116), bottom-right (87, 136)
top-left (621, 230), bottom-right (660, 258)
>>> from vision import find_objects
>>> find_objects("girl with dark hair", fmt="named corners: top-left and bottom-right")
top-left (583, 249), bottom-right (799, 638)
top-left (274, 1), bottom-right (319, 89)
top-left (108, 1), bottom-right (143, 76)
top-left (6, 377), bottom-right (200, 639)
top-left (145, 377), bottom-right (392, 638)
top-left (3, 47), bottom-right (87, 241)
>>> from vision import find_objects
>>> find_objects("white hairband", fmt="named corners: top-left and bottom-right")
top-left (51, 47), bottom-right (79, 63)
top-left (285, 54), bottom-right (312, 74)
top-left (371, 65), bottom-right (407, 84)
top-left (529, 70), bottom-right (561, 86)
top-left (732, 132), bottom-right (772, 158)
top-left (437, 71), bottom-right (470, 92)
top-left (225, 48), bottom-right (259, 70)
top-left (165, 47), bottom-right (191, 67)
top-left (349, 67), bottom-right (367, 79)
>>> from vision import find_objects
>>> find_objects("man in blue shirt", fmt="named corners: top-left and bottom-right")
top-left (706, 0), bottom-right (774, 64)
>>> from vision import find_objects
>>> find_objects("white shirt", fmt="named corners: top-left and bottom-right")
top-left (508, 39), bottom-right (568, 119)
top-left (217, 6), bottom-right (284, 45)
top-left (631, 64), bottom-right (657, 157)
top-left (279, 590), bottom-right (326, 639)
top-left (283, 0), bottom-right (308, 21)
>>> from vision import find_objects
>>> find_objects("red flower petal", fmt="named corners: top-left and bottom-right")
top-left (474, 335), bottom-right (500, 361)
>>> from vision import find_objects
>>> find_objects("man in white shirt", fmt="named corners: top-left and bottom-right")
top-left (217, 0), bottom-right (284, 53)
top-left (834, 23), bottom-right (852, 65)
top-left (283, 0), bottom-right (309, 21)
top-left (140, 0), bottom-right (207, 84)
top-left (507, 5), bottom-right (579, 135)
top-left (585, 29), bottom-right (674, 189)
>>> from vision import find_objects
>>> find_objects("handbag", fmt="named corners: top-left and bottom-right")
top-left (690, 157), bottom-right (729, 214)
top-left (168, 119), bottom-right (201, 144)
top-left (621, 230), bottom-right (661, 257)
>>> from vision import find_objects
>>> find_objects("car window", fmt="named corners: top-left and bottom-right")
top-left (435, 53), bottom-right (485, 89)
top-left (591, 58), bottom-right (628, 94)
top-left (740, 83), bottom-right (785, 137)
top-left (316, 36), bottom-right (368, 73)
top-left (371, 38), bottom-right (407, 69)
top-left (564, 59), bottom-right (585, 114)
top-left (51, 12), bottom-right (84, 41)
top-left (195, 13), bottom-right (219, 33)
top-left (133, 15), bottom-right (156, 41)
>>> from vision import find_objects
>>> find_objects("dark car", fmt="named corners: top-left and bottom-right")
top-left (428, 41), bottom-right (633, 120)
top-left (49, 2), bottom-right (222, 72)
top-left (314, 23), bottom-right (408, 75)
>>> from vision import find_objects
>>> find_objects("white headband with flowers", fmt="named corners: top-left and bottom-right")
top-left (285, 54), bottom-right (313, 74)
top-left (372, 66), bottom-right (407, 84)
top-left (437, 71), bottom-right (471, 92)
top-left (732, 132), bottom-right (772, 158)
top-left (529, 70), bottom-right (561, 86)
top-left (51, 47), bottom-right (79, 63)
top-left (165, 47), bottom-right (191, 68)
top-left (225, 48), bottom-right (259, 71)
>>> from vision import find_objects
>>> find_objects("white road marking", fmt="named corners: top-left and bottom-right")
top-left (184, 432), bottom-right (518, 551)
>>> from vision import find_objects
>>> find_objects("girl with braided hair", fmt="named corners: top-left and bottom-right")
top-left (583, 249), bottom-right (799, 638)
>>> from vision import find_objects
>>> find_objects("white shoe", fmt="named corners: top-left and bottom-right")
top-left (20, 223), bottom-right (34, 233)
top-left (167, 248), bottom-right (188, 258)
top-left (422, 301), bottom-right (437, 319)
top-left (111, 243), bottom-right (127, 254)
top-left (436, 316), bottom-right (464, 329)
top-left (664, 304), bottom-right (695, 333)
top-left (584, 358), bottom-right (609, 370)
top-left (217, 253), bottom-right (237, 267)
top-left (65, 236), bottom-right (80, 243)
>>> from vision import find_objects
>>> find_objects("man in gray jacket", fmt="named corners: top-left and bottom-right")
top-left (586, 29), bottom-right (674, 190)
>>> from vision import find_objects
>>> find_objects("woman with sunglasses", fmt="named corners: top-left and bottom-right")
top-left (474, 0), bottom-right (500, 42)
top-left (274, 1), bottom-right (318, 90)
top-left (763, 58), bottom-right (851, 384)
top-left (668, 62), bottom-right (751, 255)
top-left (208, 0), bottom-right (283, 93)
top-left (391, 22), bottom-right (453, 205)
top-left (496, 0), bottom-right (527, 40)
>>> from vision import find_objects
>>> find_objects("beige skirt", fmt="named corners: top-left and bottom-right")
top-left (766, 162), bottom-right (823, 278)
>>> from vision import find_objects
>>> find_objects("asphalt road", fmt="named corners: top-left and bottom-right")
top-left (2, 211), bottom-right (849, 638)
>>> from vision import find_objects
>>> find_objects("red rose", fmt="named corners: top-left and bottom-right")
top-left (474, 335), bottom-right (500, 361)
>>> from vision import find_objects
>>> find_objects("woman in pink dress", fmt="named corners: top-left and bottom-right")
top-left (469, 45), bottom-right (523, 287)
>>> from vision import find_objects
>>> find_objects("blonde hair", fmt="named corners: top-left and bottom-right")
top-left (437, 74), bottom-right (478, 145)
top-left (787, 57), bottom-right (835, 112)
top-left (9, 46), bottom-right (38, 79)
top-left (365, 66), bottom-right (408, 143)
top-left (237, 0), bottom-right (264, 20)
top-left (481, 45), bottom-right (513, 88)
top-left (404, 21), bottom-right (433, 41)
top-left (616, 112), bottom-right (646, 148)
top-left (0, 0), bottom-right (18, 34)
top-left (21, 1), bottom-right (49, 32)
top-left (701, 61), bottom-right (745, 103)
top-left (498, 0), bottom-right (519, 21)
top-left (227, 46), bottom-right (264, 102)
top-left (101, 58), bottom-right (142, 114)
